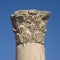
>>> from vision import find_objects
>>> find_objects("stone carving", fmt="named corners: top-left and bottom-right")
top-left (10, 10), bottom-right (50, 45)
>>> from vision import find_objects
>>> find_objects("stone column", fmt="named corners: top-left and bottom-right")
top-left (10, 10), bottom-right (50, 60)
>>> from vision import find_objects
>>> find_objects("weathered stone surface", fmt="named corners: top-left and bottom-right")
top-left (10, 10), bottom-right (50, 45)
top-left (10, 10), bottom-right (50, 60)
top-left (17, 43), bottom-right (45, 60)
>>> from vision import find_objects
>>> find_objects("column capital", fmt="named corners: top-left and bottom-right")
top-left (10, 10), bottom-right (50, 45)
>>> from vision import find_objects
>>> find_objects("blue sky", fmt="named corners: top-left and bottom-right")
top-left (0, 0), bottom-right (60, 60)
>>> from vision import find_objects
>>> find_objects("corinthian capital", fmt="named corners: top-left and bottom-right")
top-left (10, 10), bottom-right (50, 45)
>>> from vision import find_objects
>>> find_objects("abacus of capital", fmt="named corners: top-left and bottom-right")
top-left (10, 10), bottom-right (50, 60)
